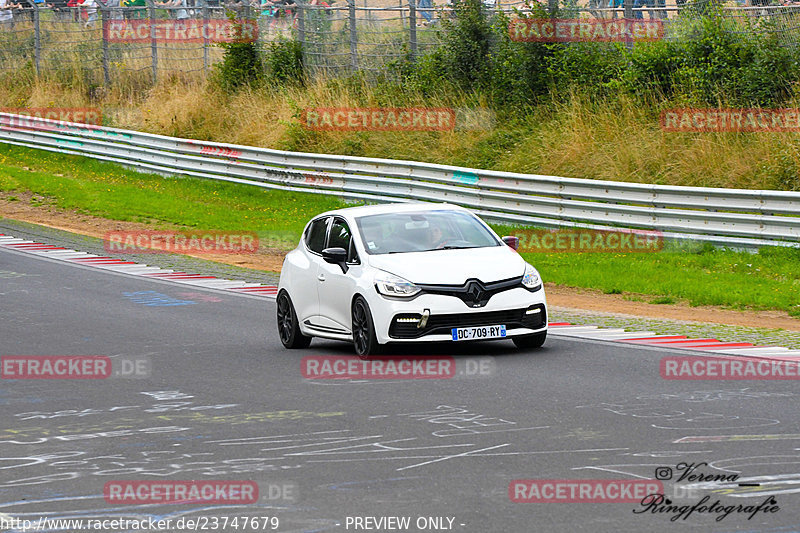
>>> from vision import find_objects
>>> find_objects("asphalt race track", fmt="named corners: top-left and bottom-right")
top-left (1, 246), bottom-right (799, 533)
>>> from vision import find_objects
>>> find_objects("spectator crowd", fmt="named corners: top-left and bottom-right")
top-left (0, 0), bottom-right (788, 33)
top-left (0, 0), bottom-right (338, 36)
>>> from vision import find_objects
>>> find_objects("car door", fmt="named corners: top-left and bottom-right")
top-left (292, 215), bottom-right (330, 326)
top-left (316, 216), bottom-right (361, 335)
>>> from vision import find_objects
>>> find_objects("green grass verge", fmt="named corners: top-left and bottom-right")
top-left (1, 143), bottom-right (799, 318)
top-left (0, 143), bottom-right (350, 246)
top-left (507, 239), bottom-right (800, 317)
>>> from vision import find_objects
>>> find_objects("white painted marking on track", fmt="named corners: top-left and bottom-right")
top-left (715, 347), bottom-right (791, 355)
top-left (396, 443), bottom-right (511, 471)
top-left (571, 330), bottom-right (657, 339)
top-left (548, 326), bottom-right (600, 333)
top-left (37, 251), bottom-right (93, 257)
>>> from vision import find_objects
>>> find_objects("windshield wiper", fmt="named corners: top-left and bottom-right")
top-left (415, 245), bottom-right (480, 252)
top-left (384, 245), bottom-right (482, 254)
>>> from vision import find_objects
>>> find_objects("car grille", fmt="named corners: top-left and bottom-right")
top-left (417, 276), bottom-right (525, 308)
top-left (389, 304), bottom-right (547, 339)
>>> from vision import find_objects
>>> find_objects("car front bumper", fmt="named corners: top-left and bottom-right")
top-left (366, 286), bottom-right (548, 345)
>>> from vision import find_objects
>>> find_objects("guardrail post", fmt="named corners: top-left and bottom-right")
top-left (408, 0), bottom-right (416, 60)
top-left (296, 1), bottom-right (307, 75)
top-left (623, 0), bottom-right (633, 48)
top-left (347, 0), bottom-right (358, 71)
top-left (100, 0), bottom-right (110, 86)
top-left (296, 2), bottom-right (305, 46)
top-left (201, 0), bottom-right (209, 73)
top-left (146, 0), bottom-right (157, 84)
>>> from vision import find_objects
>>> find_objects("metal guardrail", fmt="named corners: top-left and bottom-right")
top-left (1, 112), bottom-right (800, 248)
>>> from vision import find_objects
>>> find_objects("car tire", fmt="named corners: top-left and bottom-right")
top-left (513, 331), bottom-right (547, 350)
top-left (352, 296), bottom-right (381, 359)
top-left (277, 290), bottom-right (311, 349)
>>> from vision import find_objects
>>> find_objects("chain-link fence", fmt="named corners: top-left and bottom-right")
top-left (1, 0), bottom-right (799, 84)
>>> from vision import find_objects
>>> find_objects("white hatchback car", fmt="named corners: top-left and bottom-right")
top-left (277, 203), bottom-right (548, 357)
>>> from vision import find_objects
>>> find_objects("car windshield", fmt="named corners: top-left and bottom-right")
top-left (355, 210), bottom-right (501, 255)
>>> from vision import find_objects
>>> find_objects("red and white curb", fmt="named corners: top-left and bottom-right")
top-left (3, 232), bottom-right (798, 360)
top-left (549, 322), bottom-right (800, 361)
top-left (0, 233), bottom-right (278, 298)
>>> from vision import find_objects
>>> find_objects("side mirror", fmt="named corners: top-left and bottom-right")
top-left (502, 236), bottom-right (519, 251)
top-left (322, 247), bottom-right (349, 273)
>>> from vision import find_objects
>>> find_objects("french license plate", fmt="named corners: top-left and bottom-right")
top-left (451, 325), bottom-right (507, 341)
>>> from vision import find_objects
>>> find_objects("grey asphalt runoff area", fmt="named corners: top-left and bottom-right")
top-left (1, 243), bottom-right (799, 533)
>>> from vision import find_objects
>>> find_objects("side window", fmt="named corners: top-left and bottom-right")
top-left (328, 217), bottom-right (351, 250)
top-left (329, 218), bottom-right (359, 263)
top-left (305, 217), bottom-right (329, 254)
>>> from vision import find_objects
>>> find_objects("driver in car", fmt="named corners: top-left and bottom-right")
top-left (430, 225), bottom-right (445, 249)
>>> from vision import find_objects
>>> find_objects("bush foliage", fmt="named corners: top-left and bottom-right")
top-left (391, 0), bottom-right (798, 109)
top-left (213, 15), bottom-right (265, 92)
top-left (216, 2), bottom-right (796, 110)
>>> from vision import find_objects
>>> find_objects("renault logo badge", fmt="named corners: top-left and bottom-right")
top-left (466, 281), bottom-right (485, 306)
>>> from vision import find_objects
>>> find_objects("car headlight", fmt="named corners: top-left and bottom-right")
top-left (374, 271), bottom-right (421, 298)
top-left (522, 263), bottom-right (542, 291)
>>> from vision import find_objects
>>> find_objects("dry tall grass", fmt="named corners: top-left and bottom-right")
top-left (1, 74), bottom-right (798, 190)
top-left (501, 92), bottom-right (800, 189)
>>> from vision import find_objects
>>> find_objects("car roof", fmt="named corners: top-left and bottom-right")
top-left (314, 202), bottom-right (470, 220)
